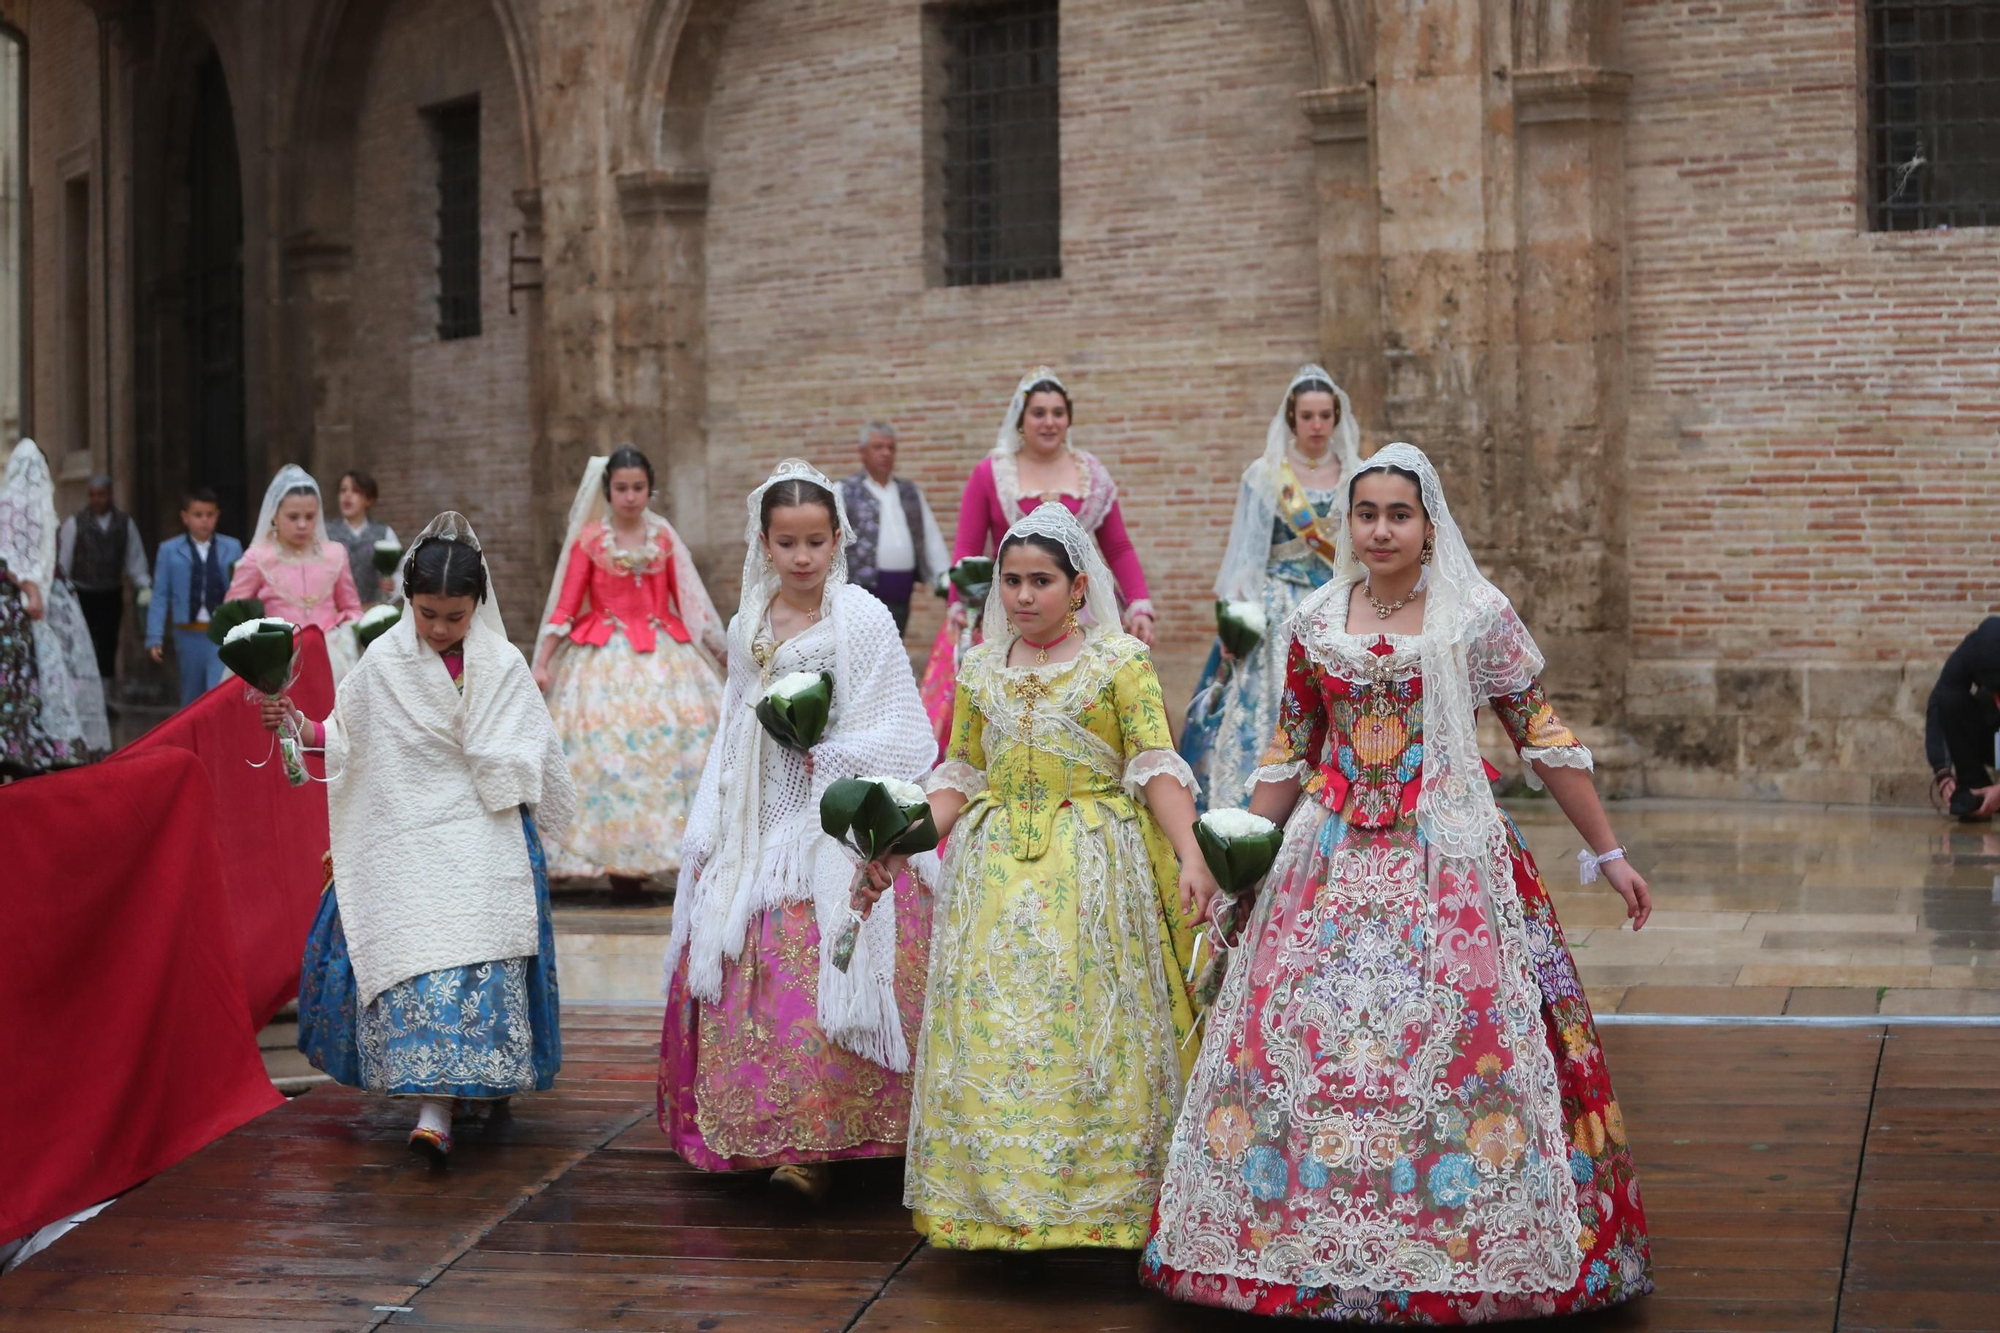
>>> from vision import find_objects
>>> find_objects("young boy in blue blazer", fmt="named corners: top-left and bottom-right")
top-left (146, 487), bottom-right (243, 706)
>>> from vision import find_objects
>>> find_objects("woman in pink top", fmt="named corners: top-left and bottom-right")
top-left (532, 447), bottom-right (725, 896)
top-left (916, 367), bottom-right (1157, 751)
top-left (226, 465), bottom-right (364, 682)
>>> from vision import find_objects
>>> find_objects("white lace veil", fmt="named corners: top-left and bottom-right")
top-left (985, 502), bottom-right (1123, 644)
top-left (1332, 442), bottom-right (1542, 863)
top-left (251, 465), bottom-right (332, 554)
top-left (395, 511), bottom-right (508, 642)
top-left (731, 458), bottom-right (854, 661)
top-left (537, 454), bottom-right (724, 663)
top-left (992, 365), bottom-right (1068, 457)
top-left (0, 439), bottom-right (57, 587)
top-left (1214, 365), bottom-right (1362, 602)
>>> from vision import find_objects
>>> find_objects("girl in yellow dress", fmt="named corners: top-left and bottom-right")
top-left (877, 502), bottom-right (1216, 1251)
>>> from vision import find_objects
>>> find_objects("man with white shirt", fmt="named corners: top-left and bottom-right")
top-left (838, 421), bottom-right (948, 636)
top-left (144, 487), bottom-right (243, 706)
top-left (59, 474), bottom-right (152, 679)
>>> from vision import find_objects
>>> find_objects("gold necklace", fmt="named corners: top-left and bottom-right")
top-left (1362, 577), bottom-right (1421, 620)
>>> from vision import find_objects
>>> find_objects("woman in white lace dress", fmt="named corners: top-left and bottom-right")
top-left (0, 439), bottom-right (109, 769)
top-left (1142, 444), bottom-right (1655, 1322)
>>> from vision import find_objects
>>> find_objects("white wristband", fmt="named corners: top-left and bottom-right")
top-left (1578, 846), bottom-right (1626, 885)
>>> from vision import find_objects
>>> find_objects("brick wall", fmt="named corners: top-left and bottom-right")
top-left (699, 0), bottom-right (1322, 696)
top-left (1623, 0), bottom-right (2000, 802)
top-left (343, 0), bottom-right (537, 618)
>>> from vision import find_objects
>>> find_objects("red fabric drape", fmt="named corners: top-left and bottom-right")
top-left (0, 747), bottom-right (284, 1239)
top-left (117, 627), bottom-right (335, 1028)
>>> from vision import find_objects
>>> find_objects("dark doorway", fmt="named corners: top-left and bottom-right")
top-left (185, 52), bottom-right (246, 536)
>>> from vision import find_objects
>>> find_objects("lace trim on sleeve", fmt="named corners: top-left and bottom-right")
top-left (1519, 744), bottom-right (1594, 792)
top-left (925, 759), bottom-right (986, 799)
top-left (1251, 760), bottom-right (1308, 787)
top-left (1124, 748), bottom-right (1196, 803)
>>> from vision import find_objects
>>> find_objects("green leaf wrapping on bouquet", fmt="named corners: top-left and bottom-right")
top-left (931, 572), bottom-right (951, 600)
top-left (1193, 811), bottom-right (1284, 896)
top-left (206, 598), bottom-right (266, 647)
top-left (820, 777), bottom-right (940, 863)
top-left (371, 539), bottom-right (405, 577)
top-left (217, 618), bottom-right (299, 697)
top-left (1214, 599), bottom-right (1267, 661)
top-left (755, 671), bottom-right (833, 753)
top-left (354, 602), bottom-right (402, 654)
top-left (948, 556), bottom-right (994, 606)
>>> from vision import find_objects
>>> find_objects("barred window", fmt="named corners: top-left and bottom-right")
top-left (1865, 1), bottom-right (2000, 231)
top-left (429, 99), bottom-right (481, 339)
top-left (938, 0), bottom-right (1060, 286)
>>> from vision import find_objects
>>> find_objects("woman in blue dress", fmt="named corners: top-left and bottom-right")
top-left (1181, 367), bottom-right (1362, 811)
top-left (265, 512), bottom-right (576, 1162)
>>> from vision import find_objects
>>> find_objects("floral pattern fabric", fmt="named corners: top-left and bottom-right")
top-left (544, 631), bottom-right (720, 879)
top-left (1181, 488), bottom-right (1341, 812)
top-left (0, 565), bottom-right (64, 775)
top-left (905, 634), bottom-right (1198, 1250)
top-left (656, 872), bottom-right (932, 1169)
top-left (1141, 630), bottom-right (1650, 1322)
top-left (297, 808), bottom-right (561, 1099)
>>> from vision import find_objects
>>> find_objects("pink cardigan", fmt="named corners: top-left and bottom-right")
top-left (949, 452), bottom-right (1151, 606)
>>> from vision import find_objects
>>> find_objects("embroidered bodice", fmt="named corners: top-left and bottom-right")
top-left (935, 635), bottom-right (1181, 861)
top-left (547, 519), bottom-right (691, 653)
top-left (225, 543), bottom-right (363, 632)
top-left (1260, 629), bottom-right (1587, 828)
top-left (949, 454), bottom-right (1152, 608)
top-left (1265, 486), bottom-right (1339, 588)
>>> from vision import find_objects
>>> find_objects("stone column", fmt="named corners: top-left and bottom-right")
top-left (1511, 65), bottom-right (1633, 757)
top-left (1300, 84), bottom-right (1385, 447)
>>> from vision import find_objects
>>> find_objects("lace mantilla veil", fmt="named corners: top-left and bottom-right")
top-left (982, 501), bottom-right (1123, 645)
top-left (1214, 364), bottom-right (1362, 603)
top-left (0, 439), bottom-right (58, 587)
top-left (250, 465), bottom-right (333, 554)
top-left (394, 511), bottom-right (508, 643)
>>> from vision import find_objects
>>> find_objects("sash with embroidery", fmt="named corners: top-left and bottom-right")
top-left (1274, 460), bottom-right (1342, 569)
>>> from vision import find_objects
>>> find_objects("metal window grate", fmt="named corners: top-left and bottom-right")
top-left (1866, 1), bottom-right (2000, 231)
top-left (940, 0), bottom-right (1060, 286)
top-left (431, 99), bottom-right (482, 339)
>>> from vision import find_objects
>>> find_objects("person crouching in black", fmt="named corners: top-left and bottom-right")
top-left (1927, 616), bottom-right (2000, 821)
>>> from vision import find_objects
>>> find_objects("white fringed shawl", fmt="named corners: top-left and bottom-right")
top-left (665, 584), bottom-right (937, 1071)
top-left (324, 614), bottom-right (576, 1007)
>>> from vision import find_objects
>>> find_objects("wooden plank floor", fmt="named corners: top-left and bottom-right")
top-left (3, 1010), bottom-right (1995, 1332)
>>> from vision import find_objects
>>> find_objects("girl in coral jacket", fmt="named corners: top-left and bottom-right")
top-left (532, 447), bottom-right (726, 895)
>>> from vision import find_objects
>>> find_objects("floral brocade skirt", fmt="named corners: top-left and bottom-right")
top-left (1140, 811), bottom-right (1652, 1322)
top-left (656, 872), bottom-right (931, 1171)
top-left (917, 620), bottom-right (973, 760)
top-left (544, 632), bottom-right (721, 879)
top-left (297, 809), bottom-right (561, 1099)
top-left (0, 570), bottom-right (63, 776)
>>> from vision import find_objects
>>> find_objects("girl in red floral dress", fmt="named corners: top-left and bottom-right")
top-left (1142, 442), bottom-right (1654, 1323)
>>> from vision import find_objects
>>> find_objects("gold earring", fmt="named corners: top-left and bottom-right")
top-left (1420, 535), bottom-right (1435, 565)
top-left (1064, 593), bottom-right (1082, 637)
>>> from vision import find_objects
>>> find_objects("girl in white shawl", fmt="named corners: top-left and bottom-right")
top-left (265, 513), bottom-right (576, 1163)
top-left (0, 439), bottom-right (110, 769)
top-left (657, 459), bottom-right (936, 1202)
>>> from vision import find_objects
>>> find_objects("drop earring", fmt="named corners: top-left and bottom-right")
top-left (1064, 593), bottom-right (1083, 638)
top-left (1420, 535), bottom-right (1435, 565)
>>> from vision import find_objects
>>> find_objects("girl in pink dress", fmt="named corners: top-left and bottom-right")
top-left (917, 367), bottom-right (1158, 753)
top-left (226, 466), bottom-right (364, 682)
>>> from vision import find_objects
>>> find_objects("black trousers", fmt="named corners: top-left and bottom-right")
top-left (883, 599), bottom-right (911, 636)
top-left (1938, 688), bottom-right (2000, 790)
top-left (74, 586), bottom-right (123, 678)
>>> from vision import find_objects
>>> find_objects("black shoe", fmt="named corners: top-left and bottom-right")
top-left (1949, 787), bottom-right (1990, 821)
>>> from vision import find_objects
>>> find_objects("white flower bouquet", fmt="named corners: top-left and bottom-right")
top-left (220, 616), bottom-right (309, 787)
top-left (1186, 808), bottom-right (1284, 1017)
top-left (371, 537), bottom-right (404, 578)
top-left (757, 671), bottom-right (833, 753)
top-left (353, 602), bottom-right (401, 655)
top-left (819, 775), bottom-right (942, 972)
top-left (1215, 599), bottom-right (1267, 660)
top-left (205, 597), bottom-right (266, 647)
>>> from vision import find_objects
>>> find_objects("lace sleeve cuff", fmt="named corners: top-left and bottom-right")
top-left (925, 760), bottom-right (986, 799)
top-left (1124, 748), bottom-right (1196, 803)
top-left (1250, 760), bottom-right (1308, 788)
top-left (1520, 744), bottom-right (1594, 791)
top-left (1123, 599), bottom-right (1157, 623)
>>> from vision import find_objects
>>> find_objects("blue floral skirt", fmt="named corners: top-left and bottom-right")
top-left (297, 809), bottom-right (561, 1098)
